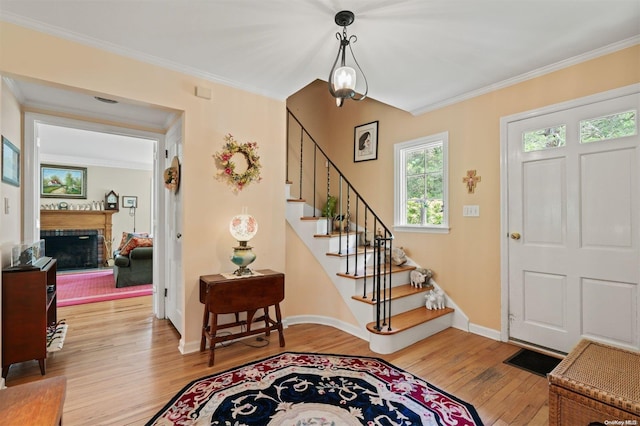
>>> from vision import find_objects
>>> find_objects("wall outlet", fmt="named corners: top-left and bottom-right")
top-left (463, 205), bottom-right (480, 217)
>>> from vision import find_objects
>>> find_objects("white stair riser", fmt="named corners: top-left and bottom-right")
top-left (286, 199), bottom-right (461, 355)
top-left (369, 312), bottom-right (454, 354)
top-left (358, 293), bottom-right (430, 324)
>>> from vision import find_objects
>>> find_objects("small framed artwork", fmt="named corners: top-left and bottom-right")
top-left (122, 196), bottom-right (138, 208)
top-left (354, 121), bottom-right (378, 162)
top-left (2, 136), bottom-right (20, 187)
top-left (41, 164), bottom-right (87, 199)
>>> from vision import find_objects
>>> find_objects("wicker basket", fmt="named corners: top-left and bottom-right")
top-left (548, 339), bottom-right (640, 425)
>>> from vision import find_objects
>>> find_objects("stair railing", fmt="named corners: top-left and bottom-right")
top-left (286, 108), bottom-right (394, 332)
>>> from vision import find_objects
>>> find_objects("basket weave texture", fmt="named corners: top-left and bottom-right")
top-left (548, 339), bottom-right (640, 424)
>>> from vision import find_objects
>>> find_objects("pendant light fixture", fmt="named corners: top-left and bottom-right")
top-left (328, 10), bottom-right (368, 107)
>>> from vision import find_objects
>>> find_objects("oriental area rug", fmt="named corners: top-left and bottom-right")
top-left (57, 270), bottom-right (152, 307)
top-left (147, 352), bottom-right (484, 426)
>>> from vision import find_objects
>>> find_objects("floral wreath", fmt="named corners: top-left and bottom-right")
top-left (214, 134), bottom-right (262, 192)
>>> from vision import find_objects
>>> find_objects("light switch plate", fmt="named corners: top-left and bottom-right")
top-left (463, 205), bottom-right (480, 217)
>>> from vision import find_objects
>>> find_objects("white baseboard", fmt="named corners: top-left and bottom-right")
top-left (468, 323), bottom-right (501, 341)
top-left (284, 315), bottom-right (369, 341)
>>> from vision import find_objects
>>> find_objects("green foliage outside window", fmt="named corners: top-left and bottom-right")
top-left (405, 145), bottom-right (444, 225)
top-left (580, 110), bottom-right (636, 143)
top-left (523, 126), bottom-right (566, 152)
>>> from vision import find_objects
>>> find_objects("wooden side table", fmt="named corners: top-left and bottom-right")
top-left (199, 269), bottom-right (285, 366)
top-left (0, 376), bottom-right (66, 426)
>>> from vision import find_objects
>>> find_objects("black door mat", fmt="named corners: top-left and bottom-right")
top-left (504, 348), bottom-right (562, 377)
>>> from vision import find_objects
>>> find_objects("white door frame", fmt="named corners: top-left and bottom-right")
top-left (499, 83), bottom-right (640, 344)
top-left (23, 112), bottom-right (169, 320)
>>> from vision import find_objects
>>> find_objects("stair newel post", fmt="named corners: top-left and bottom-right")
top-left (298, 126), bottom-right (304, 200)
top-left (374, 236), bottom-right (383, 331)
top-left (385, 234), bottom-right (392, 331)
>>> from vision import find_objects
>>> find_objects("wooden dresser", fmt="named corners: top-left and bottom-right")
top-left (2, 258), bottom-right (57, 378)
top-left (548, 339), bottom-right (640, 425)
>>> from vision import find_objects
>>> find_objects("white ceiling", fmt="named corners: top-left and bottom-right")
top-left (1, 0), bottom-right (639, 116)
top-left (37, 123), bottom-right (156, 171)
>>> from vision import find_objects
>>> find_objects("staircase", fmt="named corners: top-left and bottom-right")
top-left (285, 187), bottom-right (465, 354)
top-left (285, 108), bottom-right (470, 353)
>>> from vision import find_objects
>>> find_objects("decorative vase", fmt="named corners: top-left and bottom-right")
top-left (230, 241), bottom-right (256, 276)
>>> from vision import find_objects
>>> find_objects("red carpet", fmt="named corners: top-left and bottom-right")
top-left (57, 270), bottom-right (152, 307)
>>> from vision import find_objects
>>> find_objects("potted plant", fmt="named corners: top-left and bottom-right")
top-left (322, 195), bottom-right (337, 218)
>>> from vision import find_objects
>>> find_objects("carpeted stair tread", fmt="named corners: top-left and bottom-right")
top-left (366, 306), bottom-right (454, 335)
top-left (352, 283), bottom-right (433, 305)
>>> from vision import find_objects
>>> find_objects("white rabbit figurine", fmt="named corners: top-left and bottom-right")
top-left (425, 289), bottom-right (446, 310)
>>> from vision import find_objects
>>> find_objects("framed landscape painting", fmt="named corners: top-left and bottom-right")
top-left (41, 164), bottom-right (87, 199)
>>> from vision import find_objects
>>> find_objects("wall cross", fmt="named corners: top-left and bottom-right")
top-left (463, 170), bottom-right (481, 193)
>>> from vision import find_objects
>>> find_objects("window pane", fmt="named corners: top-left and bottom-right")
top-left (580, 110), bottom-right (637, 143)
top-left (407, 175), bottom-right (425, 199)
top-left (426, 146), bottom-right (443, 172)
top-left (406, 150), bottom-right (425, 175)
top-left (426, 199), bottom-right (443, 225)
top-left (426, 172), bottom-right (443, 199)
top-left (523, 125), bottom-right (566, 152)
top-left (406, 199), bottom-right (423, 225)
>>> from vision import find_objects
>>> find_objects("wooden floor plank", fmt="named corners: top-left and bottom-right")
top-left (3, 296), bottom-right (549, 425)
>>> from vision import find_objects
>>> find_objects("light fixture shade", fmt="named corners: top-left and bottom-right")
top-left (327, 10), bottom-right (368, 107)
top-left (229, 214), bottom-right (258, 242)
top-left (332, 66), bottom-right (356, 98)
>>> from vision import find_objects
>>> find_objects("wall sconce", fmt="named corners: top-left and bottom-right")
top-left (328, 10), bottom-right (368, 107)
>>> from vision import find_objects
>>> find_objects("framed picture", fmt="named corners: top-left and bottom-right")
top-left (122, 195), bottom-right (138, 208)
top-left (2, 136), bottom-right (20, 187)
top-left (354, 121), bottom-right (378, 162)
top-left (40, 164), bottom-right (87, 199)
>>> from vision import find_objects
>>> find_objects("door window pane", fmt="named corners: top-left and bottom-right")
top-left (580, 110), bottom-right (637, 143)
top-left (523, 125), bottom-right (566, 152)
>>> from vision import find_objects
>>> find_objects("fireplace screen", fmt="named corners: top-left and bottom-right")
top-left (41, 230), bottom-right (99, 270)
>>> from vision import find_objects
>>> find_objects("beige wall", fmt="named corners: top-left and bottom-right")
top-left (0, 80), bottom-right (23, 264)
top-left (287, 45), bottom-right (640, 332)
top-left (0, 22), bottom-right (286, 350)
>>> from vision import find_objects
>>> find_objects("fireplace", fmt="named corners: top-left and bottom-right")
top-left (41, 230), bottom-right (100, 271)
top-left (40, 210), bottom-right (115, 267)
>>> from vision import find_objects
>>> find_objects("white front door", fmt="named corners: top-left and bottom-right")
top-left (505, 88), bottom-right (639, 353)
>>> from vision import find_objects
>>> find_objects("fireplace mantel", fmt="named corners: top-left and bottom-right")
top-left (40, 210), bottom-right (116, 264)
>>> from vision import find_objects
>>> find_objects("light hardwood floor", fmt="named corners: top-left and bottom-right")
top-left (4, 296), bottom-right (550, 425)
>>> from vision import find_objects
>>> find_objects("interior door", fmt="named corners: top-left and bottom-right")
top-left (163, 120), bottom-right (183, 335)
top-left (507, 91), bottom-right (639, 353)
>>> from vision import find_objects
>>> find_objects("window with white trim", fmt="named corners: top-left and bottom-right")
top-left (394, 132), bottom-right (449, 233)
